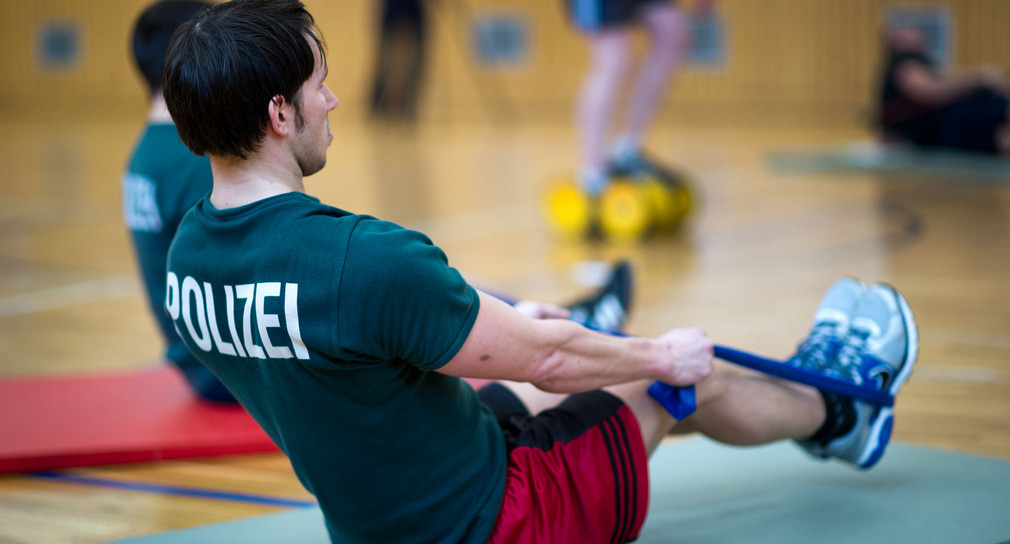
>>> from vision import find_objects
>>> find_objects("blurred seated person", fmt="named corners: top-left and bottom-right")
top-left (877, 24), bottom-right (1010, 155)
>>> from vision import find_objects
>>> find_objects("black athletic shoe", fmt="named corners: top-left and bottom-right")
top-left (607, 149), bottom-right (682, 186)
top-left (566, 260), bottom-right (633, 332)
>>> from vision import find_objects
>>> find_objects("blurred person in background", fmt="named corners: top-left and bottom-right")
top-left (123, 0), bottom-right (236, 402)
top-left (567, 0), bottom-right (716, 196)
top-left (876, 23), bottom-right (1010, 155)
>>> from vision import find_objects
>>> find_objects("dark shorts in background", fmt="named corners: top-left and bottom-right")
top-left (565, 0), bottom-right (674, 32)
top-left (883, 88), bottom-right (1010, 154)
top-left (478, 383), bottom-right (650, 544)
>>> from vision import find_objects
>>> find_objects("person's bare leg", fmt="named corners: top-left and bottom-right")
top-left (577, 30), bottom-right (633, 180)
top-left (620, 4), bottom-right (687, 146)
top-left (497, 357), bottom-right (825, 456)
top-left (606, 359), bottom-right (825, 456)
top-left (497, 380), bottom-right (569, 414)
top-left (606, 380), bottom-right (678, 453)
top-left (669, 360), bottom-right (825, 445)
top-left (495, 379), bottom-right (678, 454)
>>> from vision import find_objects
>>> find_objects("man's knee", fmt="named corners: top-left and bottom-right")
top-left (692, 358), bottom-right (740, 406)
top-left (590, 32), bottom-right (634, 71)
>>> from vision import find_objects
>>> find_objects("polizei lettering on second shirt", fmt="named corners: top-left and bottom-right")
top-left (166, 273), bottom-right (310, 360)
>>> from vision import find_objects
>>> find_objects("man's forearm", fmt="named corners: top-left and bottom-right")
top-left (520, 319), bottom-right (672, 393)
top-left (438, 291), bottom-right (711, 391)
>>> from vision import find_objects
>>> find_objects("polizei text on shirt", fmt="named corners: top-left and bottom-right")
top-left (166, 272), bottom-right (310, 360)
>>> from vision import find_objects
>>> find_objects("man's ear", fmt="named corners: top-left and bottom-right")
top-left (267, 95), bottom-right (293, 136)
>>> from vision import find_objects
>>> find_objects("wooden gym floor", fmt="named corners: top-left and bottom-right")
top-left (0, 114), bottom-right (1008, 543)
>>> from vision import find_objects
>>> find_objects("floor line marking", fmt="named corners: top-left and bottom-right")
top-left (0, 276), bottom-right (138, 318)
top-left (28, 471), bottom-right (317, 508)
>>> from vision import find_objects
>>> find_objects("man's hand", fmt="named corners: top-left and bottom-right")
top-left (975, 65), bottom-right (1007, 93)
top-left (656, 327), bottom-right (713, 386)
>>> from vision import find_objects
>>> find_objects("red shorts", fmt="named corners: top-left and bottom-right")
top-left (478, 384), bottom-right (650, 544)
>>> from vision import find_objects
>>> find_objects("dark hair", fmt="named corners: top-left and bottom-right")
top-left (163, 0), bottom-right (324, 159)
top-left (131, 0), bottom-right (211, 95)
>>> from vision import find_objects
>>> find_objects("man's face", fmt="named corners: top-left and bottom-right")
top-left (291, 40), bottom-right (338, 177)
top-left (891, 26), bottom-right (927, 54)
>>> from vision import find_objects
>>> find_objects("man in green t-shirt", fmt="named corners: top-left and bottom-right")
top-left (124, 3), bottom-right (629, 406)
top-left (161, 1), bottom-right (917, 542)
top-left (124, 0), bottom-right (234, 402)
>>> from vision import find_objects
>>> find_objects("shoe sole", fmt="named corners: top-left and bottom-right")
top-left (855, 283), bottom-right (918, 469)
top-left (881, 283), bottom-right (919, 396)
top-left (857, 406), bottom-right (894, 468)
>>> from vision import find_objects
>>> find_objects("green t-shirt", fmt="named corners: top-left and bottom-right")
top-left (123, 123), bottom-right (222, 392)
top-left (166, 192), bottom-right (505, 543)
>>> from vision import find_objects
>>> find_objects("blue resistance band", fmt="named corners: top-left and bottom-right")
top-left (648, 345), bottom-right (896, 421)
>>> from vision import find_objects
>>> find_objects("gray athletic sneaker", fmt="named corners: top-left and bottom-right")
top-left (790, 277), bottom-right (867, 371)
top-left (802, 283), bottom-right (919, 469)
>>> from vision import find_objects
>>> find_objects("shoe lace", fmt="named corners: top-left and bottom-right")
top-left (830, 328), bottom-right (871, 386)
top-left (794, 321), bottom-right (838, 370)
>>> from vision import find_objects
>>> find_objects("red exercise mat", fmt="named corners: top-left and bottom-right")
top-left (0, 367), bottom-right (278, 473)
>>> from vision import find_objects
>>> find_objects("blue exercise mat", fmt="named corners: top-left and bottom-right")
top-left (109, 438), bottom-right (1010, 544)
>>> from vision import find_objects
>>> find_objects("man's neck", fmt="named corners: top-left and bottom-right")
top-left (148, 93), bottom-right (174, 124)
top-left (208, 150), bottom-right (306, 210)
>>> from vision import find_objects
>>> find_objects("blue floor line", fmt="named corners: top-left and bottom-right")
top-left (29, 471), bottom-right (317, 508)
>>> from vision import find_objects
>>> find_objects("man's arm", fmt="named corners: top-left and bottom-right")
top-left (437, 291), bottom-right (712, 393)
top-left (895, 60), bottom-right (1003, 107)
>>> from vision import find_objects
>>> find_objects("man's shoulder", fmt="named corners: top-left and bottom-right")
top-left (134, 123), bottom-right (188, 154)
top-left (346, 216), bottom-right (437, 257)
top-left (175, 194), bottom-right (366, 240)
